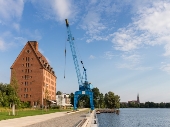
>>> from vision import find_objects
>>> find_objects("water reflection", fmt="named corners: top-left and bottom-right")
top-left (97, 108), bottom-right (170, 127)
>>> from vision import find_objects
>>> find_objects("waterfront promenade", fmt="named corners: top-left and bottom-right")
top-left (0, 108), bottom-right (91, 127)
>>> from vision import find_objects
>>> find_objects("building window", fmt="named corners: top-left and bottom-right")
top-left (26, 50), bottom-right (31, 53)
top-left (26, 57), bottom-right (30, 62)
top-left (30, 95), bottom-right (31, 97)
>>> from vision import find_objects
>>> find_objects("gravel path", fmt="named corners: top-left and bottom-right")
top-left (26, 110), bottom-right (89, 127)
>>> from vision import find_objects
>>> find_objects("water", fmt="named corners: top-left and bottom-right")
top-left (97, 108), bottom-right (170, 127)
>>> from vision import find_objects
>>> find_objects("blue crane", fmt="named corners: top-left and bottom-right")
top-left (65, 19), bottom-right (94, 110)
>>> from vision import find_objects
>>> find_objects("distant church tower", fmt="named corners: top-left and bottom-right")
top-left (137, 93), bottom-right (140, 104)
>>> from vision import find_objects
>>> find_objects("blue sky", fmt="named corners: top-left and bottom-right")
top-left (1, 0), bottom-right (170, 103)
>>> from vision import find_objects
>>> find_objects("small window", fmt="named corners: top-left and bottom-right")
top-left (27, 50), bottom-right (31, 53)
top-left (30, 95), bottom-right (31, 97)
top-left (23, 58), bottom-right (24, 60)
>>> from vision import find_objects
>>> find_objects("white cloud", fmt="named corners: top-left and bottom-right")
top-left (117, 54), bottom-right (152, 70)
top-left (160, 63), bottom-right (170, 73)
top-left (122, 54), bottom-right (141, 64)
top-left (0, 0), bottom-right (24, 23)
top-left (30, 0), bottom-right (76, 22)
top-left (38, 48), bottom-right (44, 54)
top-left (14, 37), bottom-right (27, 45)
top-left (79, 0), bottom-right (118, 43)
top-left (112, 1), bottom-right (170, 56)
top-left (103, 51), bottom-right (114, 59)
top-left (0, 38), bottom-right (5, 51)
top-left (112, 27), bottom-right (141, 51)
top-left (89, 55), bottom-right (96, 59)
top-left (13, 23), bottom-right (20, 32)
top-left (24, 29), bottom-right (42, 41)
top-left (52, 0), bottom-right (72, 21)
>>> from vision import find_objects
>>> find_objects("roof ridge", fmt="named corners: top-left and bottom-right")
top-left (28, 42), bottom-right (56, 77)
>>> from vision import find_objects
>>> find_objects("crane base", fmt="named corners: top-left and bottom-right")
top-left (74, 90), bottom-right (94, 110)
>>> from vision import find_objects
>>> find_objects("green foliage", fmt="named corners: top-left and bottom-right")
top-left (120, 102), bottom-right (170, 108)
top-left (104, 91), bottom-right (120, 109)
top-left (0, 81), bottom-right (20, 108)
top-left (0, 108), bottom-right (71, 121)
top-left (69, 93), bottom-right (74, 106)
top-left (56, 91), bottom-right (62, 95)
top-left (69, 87), bottom-right (120, 109)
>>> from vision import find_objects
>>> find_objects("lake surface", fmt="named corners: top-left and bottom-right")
top-left (97, 108), bottom-right (170, 127)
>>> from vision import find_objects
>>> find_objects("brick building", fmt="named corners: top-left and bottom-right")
top-left (10, 41), bottom-right (57, 106)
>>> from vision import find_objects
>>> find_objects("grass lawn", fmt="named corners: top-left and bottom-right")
top-left (0, 108), bottom-right (72, 121)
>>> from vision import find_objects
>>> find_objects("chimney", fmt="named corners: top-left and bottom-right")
top-left (34, 42), bottom-right (38, 51)
top-left (28, 41), bottom-right (38, 51)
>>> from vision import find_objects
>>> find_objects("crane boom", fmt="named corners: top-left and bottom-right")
top-left (65, 19), bottom-right (83, 89)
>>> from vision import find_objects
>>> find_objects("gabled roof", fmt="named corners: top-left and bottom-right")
top-left (11, 41), bottom-right (56, 77)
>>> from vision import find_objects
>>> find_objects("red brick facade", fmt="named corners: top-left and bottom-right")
top-left (10, 41), bottom-right (57, 106)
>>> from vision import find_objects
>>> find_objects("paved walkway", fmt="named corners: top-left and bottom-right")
top-left (0, 109), bottom-right (88, 127)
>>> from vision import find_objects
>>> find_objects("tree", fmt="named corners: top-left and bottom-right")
top-left (56, 91), bottom-right (62, 95)
top-left (9, 75), bottom-right (20, 115)
top-left (104, 91), bottom-right (120, 109)
top-left (98, 93), bottom-right (104, 108)
top-left (114, 95), bottom-right (120, 109)
top-left (44, 87), bottom-right (50, 110)
top-left (92, 87), bottom-right (100, 108)
top-left (69, 93), bottom-right (74, 106)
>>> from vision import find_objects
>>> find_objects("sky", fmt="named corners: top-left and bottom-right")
top-left (0, 0), bottom-right (170, 103)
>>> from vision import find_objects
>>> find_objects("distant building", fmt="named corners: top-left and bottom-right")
top-left (137, 93), bottom-right (140, 103)
top-left (10, 41), bottom-right (57, 106)
top-left (56, 93), bottom-right (71, 107)
top-left (128, 93), bottom-right (140, 104)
